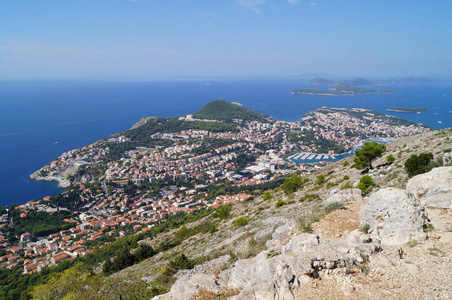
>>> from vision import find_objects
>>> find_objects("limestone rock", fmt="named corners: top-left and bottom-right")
top-left (265, 219), bottom-right (298, 248)
top-left (359, 188), bottom-right (427, 245)
top-left (152, 273), bottom-right (220, 300)
top-left (226, 232), bottom-right (380, 300)
top-left (324, 188), bottom-right (363, 205)
top-left (406, 166), bottom-right (452, 209)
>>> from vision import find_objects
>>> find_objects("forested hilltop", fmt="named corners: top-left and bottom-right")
top-left (192, 99), bottom-right (272, 123)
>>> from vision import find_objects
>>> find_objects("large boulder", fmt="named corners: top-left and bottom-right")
top-left (359, 188), bottom-right (427, 245)
top-left (152, 273), bottom-right (220, 300)
top-left (406, 166), bottom-right (452, 209)
top-left (228, 252), bottom-right (303, 300)
top-left (228, 232), bottom-right (380, 300)
top-left (155, 232), bottom-right (381, 300)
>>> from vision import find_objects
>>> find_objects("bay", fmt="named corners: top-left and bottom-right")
top-left (0, 77), bottom-right (451, 206)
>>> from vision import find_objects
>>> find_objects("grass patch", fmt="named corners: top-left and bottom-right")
top-left (358, 255), bottom-right (370, 274)
top-left (362, 224), bottom-right (370, 234)
top-left (298, 202), bottom-right (345, 233)
top-left (299, 193), bottom-right (320, 202)
top-left (193, 288), bottom-right (240, 300)
top-left (428, 247), bottom-right (444, 256)
top-left (406, 240), bottom-right (418, 247)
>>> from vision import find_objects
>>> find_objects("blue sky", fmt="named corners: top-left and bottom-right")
top-left (1, 0), bottom-right (451, 79)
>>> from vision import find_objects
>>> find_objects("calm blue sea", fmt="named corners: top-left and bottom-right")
top-left (1, 78), bottom-right (451, 206)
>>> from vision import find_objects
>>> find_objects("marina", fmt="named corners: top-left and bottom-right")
top-left (289, 138), bottom-right (394, 164)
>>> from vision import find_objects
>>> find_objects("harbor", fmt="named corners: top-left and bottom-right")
top-left (289, 138), bottom-right (396, 164)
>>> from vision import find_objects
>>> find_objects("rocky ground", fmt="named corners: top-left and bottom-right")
top-left (301, 202), bottom-right (452, 300)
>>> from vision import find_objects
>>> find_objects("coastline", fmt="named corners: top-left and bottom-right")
top-left (29, 171), bottom-right (71, 188)
top-left (1, 79), bottom-right (450, 206)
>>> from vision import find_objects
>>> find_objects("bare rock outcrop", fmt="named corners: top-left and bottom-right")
top-left (359, 187), bottom-right (427, 245)
top-left (154, 231), bottom-right (381, 300)
top-left (406, 166), bottom-right (452, 209)
top-left (228, 231), bottom-right (380, 300)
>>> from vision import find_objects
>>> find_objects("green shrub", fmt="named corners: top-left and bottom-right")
top-left (343, 175), bottom-right (350, 180)
top-left (356, 175), bottom-right (376, 195)
top-left (134, 243), bottom-right (156, 262)
top-left (354, 142), bottom-right (386, 169)
top-left (323, 201), bottom-right (345, 214)
top-left (168, 253), bottom-right (195, 271)
top-left (209, 226), bottom-right (217, 234)
top-left (316, 174), bottom-right (326, 185)
top-left (233, 217), bottom-right (248, 227)
top-left (212, 204), bottom-right (232, 219)
top-left (387, 154), bottom-right (395, 163)
top-left (275, 199), bottom-right (287, 208)
top-left (281, 173), bottom-right (307, 194)
top-left (404, 153), bottom-right (437, 177)
top-left (263, 191), bottom-right (273, 200)
top-left (174, 225), bottom-right (191, 241)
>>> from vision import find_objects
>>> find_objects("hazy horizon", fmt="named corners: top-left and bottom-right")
top-left (2, 1), bottom-right (452, 79)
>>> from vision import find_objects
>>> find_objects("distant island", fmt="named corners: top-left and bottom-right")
top-left (387, 107), bottom-right (429, 113)
top-left (292, 76), bottom-right (440, 96)
top-left (292, 82), bottom-right (397, 96)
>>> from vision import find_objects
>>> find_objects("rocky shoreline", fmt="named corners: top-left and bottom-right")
top-left (28, 171), bottom-right (71, 188)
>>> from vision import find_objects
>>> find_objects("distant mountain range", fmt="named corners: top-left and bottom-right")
top-left (309, 76), bottom-right (441, 86)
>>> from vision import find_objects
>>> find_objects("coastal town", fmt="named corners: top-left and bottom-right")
top-left (0, 103), bottom-right (431, 274)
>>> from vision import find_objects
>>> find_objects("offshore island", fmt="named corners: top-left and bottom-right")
top-left (291, 76), bottom-right (440, 96)
top-left (387, 107), bottom-right (429, 113)
top-left (292, 78), bottom-right (397, 95)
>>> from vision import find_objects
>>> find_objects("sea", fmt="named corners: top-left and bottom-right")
top-left (1, 77), bottom-right (451, 207)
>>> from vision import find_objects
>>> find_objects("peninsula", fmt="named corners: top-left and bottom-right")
top-left (0, 100), bottom-right (435, 299)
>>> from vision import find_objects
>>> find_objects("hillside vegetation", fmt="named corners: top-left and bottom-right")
top-left (20, 127), bottom-right (452, 300)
